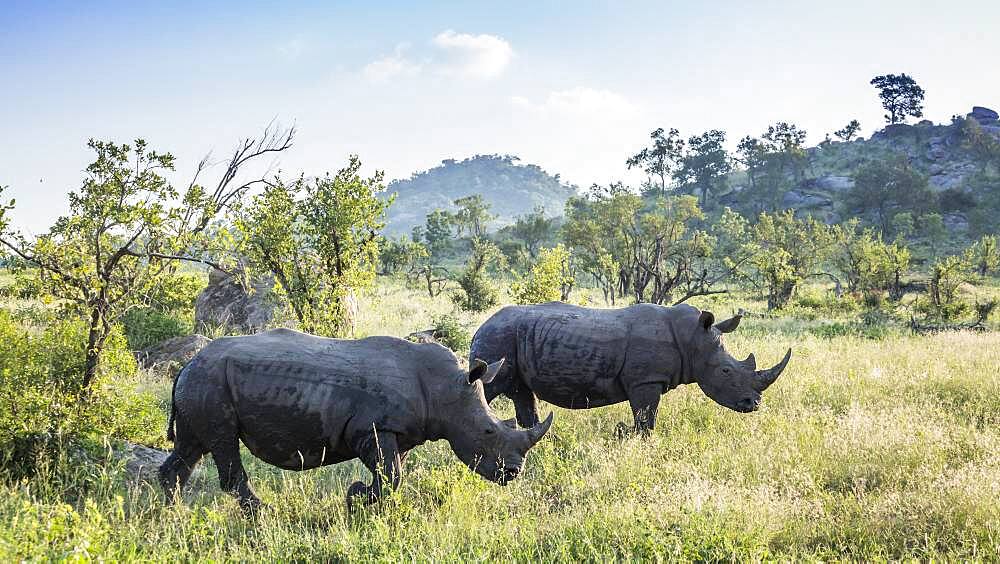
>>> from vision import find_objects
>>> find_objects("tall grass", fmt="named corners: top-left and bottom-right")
top-left (0, 279), bottom-right (998, 560)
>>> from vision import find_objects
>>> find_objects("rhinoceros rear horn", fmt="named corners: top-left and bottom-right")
top-left (526, 412), bottom-right (554, 446)
top-left (740, 353), bottom-right (757, 371)
top-left (469, 358), bottom-right (504, 384)
top-left (754, 348), bottom-right (791, 391)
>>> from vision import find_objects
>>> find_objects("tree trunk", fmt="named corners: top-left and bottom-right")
top-left (82, 306), bottom-right (106, 390)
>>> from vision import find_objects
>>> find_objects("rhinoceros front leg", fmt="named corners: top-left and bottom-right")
top-left (626, 383), bottom-right (662, 437)
top-left (509, 384), bottom-right (541, 429)
top-left (346, 429), bottom-right (404, 510)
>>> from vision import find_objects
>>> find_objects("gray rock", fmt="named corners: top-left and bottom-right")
top-left (814, 175), bottom-right (855, 193)
top-left (119, 442), bottom-right (171, 484)
top-left (943, 212), bottom-right (969, 233)
top-left (916, 119), bottom-right (934, 127)
top-left (138, 334), bottom-right (212, 376)
top-left (782, 189), bottom-right (833, 209)
top-left (969, 106), bottom-right (999, 124)
top-left (195, 270), bottom-right (281, 334)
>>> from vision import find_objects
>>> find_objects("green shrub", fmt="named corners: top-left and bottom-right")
top-left (122, 307), bottom-right (192, 351)
top-left (452, 269), bottom-right (500, 313)
top-left (430, 313), bottom-right (471, 353)
top-left (510, 244), bottom-right (574, 304)
top-left (0, 312), bottom-right (161, 478)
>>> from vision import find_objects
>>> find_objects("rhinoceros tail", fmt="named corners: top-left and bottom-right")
top-left (166, 363), bottom-right (185, 442)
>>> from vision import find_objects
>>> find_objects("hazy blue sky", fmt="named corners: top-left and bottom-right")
top-left (2, 0), bottom-right (999, 230)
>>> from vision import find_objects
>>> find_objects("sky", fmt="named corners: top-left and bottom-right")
top-left (2, 0), bottom-right (999, 232)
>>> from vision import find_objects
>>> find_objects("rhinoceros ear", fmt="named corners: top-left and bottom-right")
top-left (714, 314), bottom-right (742, 333)
top-left (698, 311), bottom-right (715, 331)
top-left (468, 358), bottom-right (504, 384)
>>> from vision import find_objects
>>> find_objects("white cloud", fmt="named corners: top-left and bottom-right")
top-left (511, 87), bottom-right (638, 120)
top-left (277, 37), bottom-right (306, 60)
top-left (431, 30), bottom-right (513, 79)
top-left (362, 43), bottom-right (423, 83)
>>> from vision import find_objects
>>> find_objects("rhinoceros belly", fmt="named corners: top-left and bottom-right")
top-left (231, 378), bottom-right (360, 471)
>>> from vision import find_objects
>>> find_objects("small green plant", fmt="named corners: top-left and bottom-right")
top-left (430, 313), bottom-right (471, 353)
top-left (510, 244), bottom-right (575, 304)
top-left (452, 238), bottom-right (507, 313)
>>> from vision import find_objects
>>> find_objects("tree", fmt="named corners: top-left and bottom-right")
top-left (846, 157), bottom-right (933, 233)
top-left (834, 119), bottom-right (862, 142)
top-left (451, 194), bottom-right (495, 238)
top-left (510, 206), bottom-right (555, 259)
top-left (0, 127), bottom-right (294, 389)
top-left (674, 129), bottom-right (732, 208)
top-left (236, 156), bottom-right (390, 336)
top-left (957, 116), bottom-right (1000, 173)
top-left (727, 210), bottom-right (837, 309)
top-left (832, 220), bottom-right (910, 300)
top-left (626, 127), bottom-right (685, 198)
top-left (452, 237), bottom-right (507, 312)
top-left (736, 123), bottom-right (808, 213)
top-left (870, 73), bottom-right (925, 124)
top-left (379, 235), bottom-right (427, 275)
top-left (966, 234), bottom-right (999, 277)
top-left (510, 244), bottom-right (575, 304)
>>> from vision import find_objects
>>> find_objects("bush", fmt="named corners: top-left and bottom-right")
top-left (452, 269), bottom-right (499, 312)
top-left (122, 308), bottom-right (192, 351)
top-left (430, 314), bottom-right (471, 353)
top-left (0, 312), bottom-right (161, 478)
top-left (510, 244), bottom-right (574, 304)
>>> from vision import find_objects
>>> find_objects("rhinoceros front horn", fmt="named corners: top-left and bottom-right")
top-left (525, 412), bottom-right (554, 446)
top-left (754, 348), bottom-right (791, 391)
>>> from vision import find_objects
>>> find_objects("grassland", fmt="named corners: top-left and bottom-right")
top-left (0, 278), bottom-right (998, 561)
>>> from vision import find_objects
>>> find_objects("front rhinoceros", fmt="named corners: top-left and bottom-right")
top-left (470, 302), bottom-right (790, 435)
top-left (158, 328), bottom-right (553, 513)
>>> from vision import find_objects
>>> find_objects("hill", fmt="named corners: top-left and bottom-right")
top-left (383, 155), bottom-right (578, 236)
top-left (721, 105), bottom-right (1000, 236)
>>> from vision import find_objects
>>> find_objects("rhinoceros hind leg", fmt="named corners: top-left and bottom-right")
top-left (158, 417), bottom-right (207, 503)
top-left (211, 441), bottom-right (261, 516)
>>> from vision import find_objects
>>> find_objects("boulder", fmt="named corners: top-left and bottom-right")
top-left (195, 270), bottom-right (281, 334)
top-left (138, 334), bottom-right (212, 376)
top-left (814, 175), bottom-right (855, 193)
top-left (969, 106), bottom-right (999, 124)
top-left (118, 442), bottom-right (170, 485)
top-left (781, 190), bottom-right (833, 209)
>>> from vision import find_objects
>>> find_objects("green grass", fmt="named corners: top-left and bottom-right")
top-left (1, 279), bottom-right (999, 561)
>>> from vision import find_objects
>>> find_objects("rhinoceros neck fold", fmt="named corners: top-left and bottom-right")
top-left (666, 314), bottom-right (695, 388)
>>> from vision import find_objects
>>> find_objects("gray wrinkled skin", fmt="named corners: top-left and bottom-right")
top-left (471, 302), bottom-right (791, 435)
top-left (158, 329), bottom-right (553, 513)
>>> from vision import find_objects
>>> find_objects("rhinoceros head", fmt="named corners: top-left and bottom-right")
top-left (688, 310), bottom-right (791, 413)
top-left (445, 358), bottom-right (553, 485)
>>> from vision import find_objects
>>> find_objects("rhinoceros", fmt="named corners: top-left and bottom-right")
top-left (470, 302), bottom-right (790, 434)
top-left (158, 328), bottom-right (553, 513)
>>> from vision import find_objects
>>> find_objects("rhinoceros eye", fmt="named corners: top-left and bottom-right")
top-left (484, 427), bottom-right (496, 435)
top-left (721, 366), bottom-right (731, 375)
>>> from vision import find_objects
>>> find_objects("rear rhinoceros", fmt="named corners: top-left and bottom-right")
top-left (158, 329), bottom-right (553, 513)
top-left (470, 302), bottom-right (790, 435)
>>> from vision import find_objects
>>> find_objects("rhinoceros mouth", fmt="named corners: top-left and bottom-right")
top-left (498, 466), bottom-right (521, 484)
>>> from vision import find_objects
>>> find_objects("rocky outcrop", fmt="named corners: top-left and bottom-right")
top-left (194, 269), bottom-right (281, 334)
top-left (138, 334), bottom-right (211, 376)
top-left (969, 106), bottom-right (999, 125)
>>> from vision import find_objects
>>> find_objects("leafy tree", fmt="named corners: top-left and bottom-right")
top-left (727, 210), bottom-right (837, 309)
top-left (832, 220), bottom-right (910, 300)
top-left (510, 244), bottom-right (575, 304)
top-left (626, 127), bottom-right (685, 197)
top-left (845, 157), bottom-right (933, 233)
top-left (965, 234), bottom-right (999, 276)
top-left (0, 128), bottom-right (293, 388)
top-left (236, 156), bottom-right (390, 336)
top-left (834, 119), bottom-right (862, 142)
top-left (379, 235), bottom-right (428, 275)
top-left (451, 194), bottom-right (495, 238)
top-left (870, 73), bottom-right (925, 124)
top-left (891, 212), bottom-right (916, 239)
top-left (563, 186), bottom-right (739, 305)
top-left (926, 255), bottom-right (973, 321)
top-left (918, 213), bottom-right (948, 259)
top-left (675, 129), bottom-right (732, 208)
top-left (957, 116), bottom-right (1000, 173)
top-left (409, 209), bottom-right (456, 297)
top-left (510, 206), bottom-right (555, 259)
top-left (452, 237), bottom-right (507, 312)
top-left (736, 123), bottom-right (808, 212)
